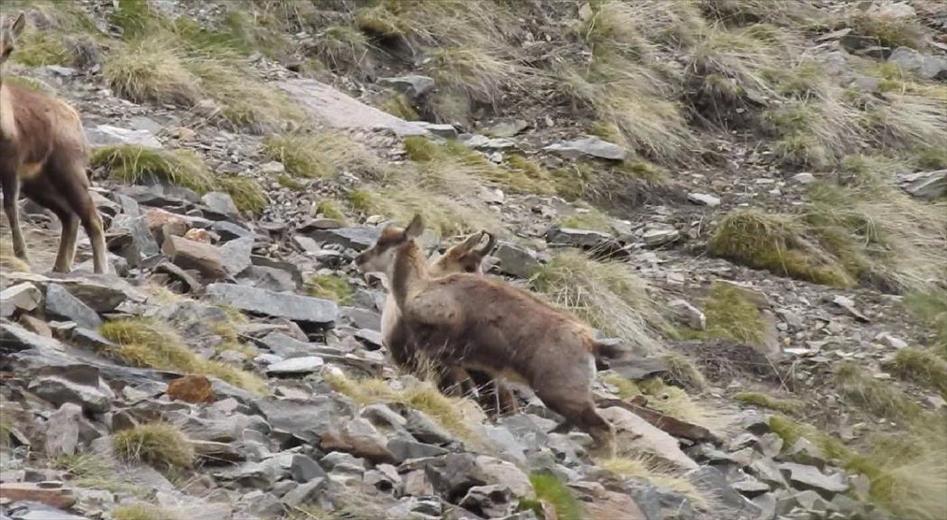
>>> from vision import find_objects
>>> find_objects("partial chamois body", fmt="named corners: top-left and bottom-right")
top-left (0, 13), bottom-right (107, 273)
top-left (357, 216), bottom-right (615, 448)
top-left (380, 231), bottom-right (517, 415)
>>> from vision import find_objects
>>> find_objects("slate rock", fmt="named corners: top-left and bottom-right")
top-left (544, 137), bottom-right (626, 160)
top-left (387, 438), bottom-right (449, 462)
top-left (212, 221), bottom-right (254, 241)
top-left (306, 226), bottom-right (381, 251)
top-left (265, 356), bottom-right (325, 375)
top-left (778, 462), bottom-right (848, 496)
top-left (162, 235), bottom-right (228, 279)
top-left (45, 284), bottom-right (101, 330)
top-left (492, 242), bottom-right (541, 278)
top-left (320, 418), bottom-right (397, 464)
top-left (888, 47), bottom-right (947, 80)
top-left (257, 397), bottom-right (355, 444)
top-left (28, 365), bottom-right (115, 413)
top-left (206, 283), bottom-right (338, 326)
top-left (44, 403), bottom-right (84, 457)
top-left (201, 191), bottom-right (241, 220)
top-left (898, 169), bottom-right (946, 200)
top-left (0, 283), bottom-right (42, 318)
top-left (378, 75), bottom-right (436, 99)
top-left (600, 407), bottom-right (698, 471)
top-left (545, 227), bottom-right (611, 248)
top-left (219, 236), bottom-right (254, 276)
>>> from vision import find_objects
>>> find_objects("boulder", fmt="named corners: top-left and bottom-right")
top-left (0, 282), bottom-right (42, 318)
top-left (45, 284), bottom-right (102, 330)
top-left (544, 137), bottom-right (627, 161)
top-left (599, 407), bottom-right (698, 471)
top-left (888, 47), bottom-right (947, 80)
top-left (492, 242), bottom-right (542, 278)
top-left (162, 235), bottom-right (228, 279)
top-left (778, 462), bottom-right (848, 496)
top-left (28, 365), bottom-right (115, 413)
top-left (206, 283), bottom-right (338, 326)
top-left (898, 170), bottom-right (946, 200)
top-left (378, 75), bottom-right (436, 99)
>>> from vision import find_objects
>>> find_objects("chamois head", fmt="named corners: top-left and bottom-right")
top-left (355, 214), bottom-right (425, 275)
top-left (0, 13), bottom-right (26, 71)
top-left (432, 230), bottom-right (496, 275)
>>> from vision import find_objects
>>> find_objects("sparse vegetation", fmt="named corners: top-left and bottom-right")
top-left (100, 318), bottom-right (267, 394)
top-left (91, 145), bottom-right (215, 194)
top-left (525, 472), bottom-right (582, 520)
top-left (887, 348), bottom-right (947, 398)
top-left (113, 503), bottom-right (177, 520)
top-left (708, 209), bottom-right (855, 287)
top-left (217, 176), bottom-right (267, 215)
top-left (559, 207), bottom-right (613, 233)
top-left (835, 362), bottom-right (921, 421)
top-left (734, 391), bottom-right (804, 415)
top-left (695, 281), bottom-right (767, 345)
top-left (53, 453), bottom-right (142, 495)
top-left (314, 200), bottom-right (346, 221)
top-left (638, 377), bottom-right (721, 429)
top-left (905, 290), bottom-right (947, 355)
top-left (104, 37), bottom-right (201, 106)
top-left (600, 455), bottom-right (709, 510)
top-left (379, 92), bottom-right (419, 120)
top-left (112, 423), bottom-right (194, 470)
top-left (306, 274), bottom-right (353, 304)
top-left (324, 371), bottom-right (481, 445)
top-left (531, 250), bottom-right (665, 352)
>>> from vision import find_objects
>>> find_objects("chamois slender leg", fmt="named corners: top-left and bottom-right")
top-left (51, 159), bottom-right (108, 274)
top-left (53, 212), bottom-right (79, 273)
top-left (534, 382), bottom-right (614, 452)
top-left (0, 172), bottom-right (28, 263)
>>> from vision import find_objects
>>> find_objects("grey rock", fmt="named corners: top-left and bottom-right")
top-left (110, 214), bottom-right (161, 266)
top-left (778, 462), bottom-right (848, 496)
top-left (545, 227), bottom-right (611, 248)
top-left (216, 460), bottom-right (281, 488)
top-left (277, 78), bottom-right (427, 136)
top-left (388, 438), bottom-right (449, 461)
top-left (785, 437), bottom-right (826, 467)
top-left (830, 295), bottom-right (869, 322)
top-left (290, 454), bottom-right (326, 483)
top-left (791, 172), bottom-right (816, 184)
top-left (404, 409), bottom-right (455, 445)
top-left (600, 406), bottom-right (700, 470)
top-left (875, 332), bottom-right (908, 349)
top-left (544, 136), bottom-right (626, 160)
top-left (206, 283), bottom-right (338, 326)
top-left (424, 454), bottom-right (532, 502)
top-left (354, 328), bottom-right (383, 349)
top-left (257, 396), bottom-right (354, 444)
top-left (86, 124), bottom-right (162, 148)
top-left (306, 226), bottom-right (381, 251)
top-left (492, 242), bottom-right (541, 278)
top-left (418, 122), bottom-right (458, 139)
top-left (45, 284), bottom-right (101, 330)
top-left (378, 75), bottom-right (436, 99)
top-left (29, 365), bottom-right (115, 413)
top-left (212, 221), bottom-right (254, 241)
top-left (777, 489), bottom-right (830, 515)
top-left (732, 475), bottom-right (771, 497)
top-left (258, 332), bottom-right (313, 358)
top-left (642, 224), bottom-right (680, 248)
top-left (7, 503), bottom-right (86, 520)
top-left (687, 192), bottom-right (721, 207)
top-left (239, 265), bottom-right (299, 292)
top-left (463, 134), bottom-right (518, 150)
top-left (265, 356), bottom-right (325, 375)
top-left (240, 490), bottom-right (283, 517)
top-left (753, 492), bottom-right (777, 520)
top-left (343, 307), bottom-right (382, 331)
top-left (668, 299), bottom-right (706, 330)
top-left (888, 47), bottom-right (947, 80)
top-left (219, 236), bottom-right (254, 276)
top-left (281, 477), bottom-right (327, 507)
top-left (460, 484), bottom-right (515, 518)
top-left (321, 417), bottom-right (396, 463)
top-left (9, 272), bottom-right (134, 312)
top-left (898, 169), bottom-right (946, 200)
top-left (689, 466), bottom-right (761, 517)
top-left (750, 458), bottom-right (788, 489)
top-left (0, 283), bottom-right (42, 318)
top-left (44, 403), bottom-right (83, 457)
top-left (759, 432), bottom-right (784, 458)
top-left (201, 191), bottom-right (241, 219)
top-left (483, 119), bottom-right (529, 138)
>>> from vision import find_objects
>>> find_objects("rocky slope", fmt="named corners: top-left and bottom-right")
top-left (1, 1), bottom-right (946, 520)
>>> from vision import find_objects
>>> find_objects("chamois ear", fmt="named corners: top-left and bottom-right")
top-left (404, 214), bottom-right (424, 239)
top-left (457, 231), bottom-right (484, 251)
top-left (10, 13), bottom-right (26, 39)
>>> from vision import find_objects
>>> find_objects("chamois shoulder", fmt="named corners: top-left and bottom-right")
top-left (9, 83), bottom-right (85, 160)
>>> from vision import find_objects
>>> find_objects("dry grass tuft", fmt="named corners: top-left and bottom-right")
top-left (91, 145), bottom-right (215, 193)
top-left (904, 290), bottom-right (947, 355)
top-left (264, 131), bottom-right (386, 180)
top-left (531, 250), bottom-right (665, 353)
top-left (886, 348), bottom-right (947, 399)
top-left (99, 318), bottom-right (267, 394)
top-left (734, 391), bottom-right (804, 415)
top-left (0, 239), bottom-right (30, 273)
top-left (637, 377), bottom-right (723, 430)
top-left (311, 24), bottom-right (374, 77)
top-left (324, 371), bottom-right (482, 446)
top-left (305, 274), bottom-right (353, 304)
top-left (113, 503), bottom-right (178, 520)
top-left (524, 472), bottom-right (583, 520)
top-left (112, 423), bottom-right (194, 470)
top-left (599, 455), bottom-right (711, 510)
top-left (216, 176), bottom-right (268, 215)
top-left (53, 453), bottom-right (142, 495)
top-left (708, 209), bottom-right (854, 287)
top-left (835, 362), bottom-right (921, 421)
top-left (694, 281), bottom-right (768, 345)
top-left (104, 37), bottom-right (200, 106)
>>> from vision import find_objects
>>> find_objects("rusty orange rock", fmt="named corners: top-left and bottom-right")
top-left (167, 375), bottom-right (215, 404)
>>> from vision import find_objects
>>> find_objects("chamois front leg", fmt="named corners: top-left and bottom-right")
top-left (0, 169), bottom-right (28, 263)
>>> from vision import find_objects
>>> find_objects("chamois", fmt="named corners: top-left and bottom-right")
top-left (356, 214), bottom-right (615, 449)
top-left (381, 230), bottom-right (517, 416)
top-left (0, 12), bottom-right (107, 273)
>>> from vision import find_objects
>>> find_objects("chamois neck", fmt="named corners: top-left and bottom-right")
top-left (389, 240), bottom-right (429, 306)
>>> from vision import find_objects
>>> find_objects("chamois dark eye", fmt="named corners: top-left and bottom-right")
top-left (465, 265), bottom-right (476, 273)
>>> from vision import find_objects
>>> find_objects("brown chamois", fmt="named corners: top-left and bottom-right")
top-left (0, 13), bottom-right (107, 273)
top-left (380, 230), bottom-right (517, 416)
top-left (356, 214), bottom-right (615, 449)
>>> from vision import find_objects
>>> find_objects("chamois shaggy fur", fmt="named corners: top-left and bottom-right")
top-left (0, 13), bottom-right (107, 273)
top-left (380, 230), bottom-right (517, 416)
top-left (356, 215), bottom-right (615, 448)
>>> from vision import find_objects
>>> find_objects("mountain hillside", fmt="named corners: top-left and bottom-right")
top-left (0, 1), bottom-right (945, 520)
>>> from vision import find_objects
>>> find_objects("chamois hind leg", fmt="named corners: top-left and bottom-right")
top-left (0, 170), bottom-right (28, 262)
top-left (51, 159), bottom-right (107, 274)
top-left (534, 381), bottom-right (615, 453)
top-left (22, 184), bottom-right (77, 273)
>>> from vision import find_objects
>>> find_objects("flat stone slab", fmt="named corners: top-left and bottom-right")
top-left (205, 283), bottom-right (338, 326)
top-left (277, 79), bottom-right (428, 136)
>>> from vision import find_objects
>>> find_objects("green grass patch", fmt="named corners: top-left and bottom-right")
top-left (531, 250), bottom-right (665, 351)
top-left (886, 348), bottom-right (947, 399)
top-left (835, 362), bottom-right (922, 421)
top-left (305, 275), bottom-right (353, 304)
top-left (599, 455), bottom-right (709, 509)
top-left (276, 174), bottom-right (306, 191)
top-left (53, 453), bottom-right (143, 495)
top-left (112, 423), bottom-right (194, 471)
top-left (734, 391), bottom-right (804, 415)
top-left (113, 503), bottom-right (178, 520)
top-left (104, 37), bottom-right (201, 106)
top-left (91, 145), bottom-right (215, 193)
top-left (217, 176), bottom-right (267, 215)
top-left (692, 281), bottom-right (767, 345)
top-left (313, 200), bottom-right (345, 221)
top-left (379, 92), bottom-right (419, 120)
top-left (559, 207), bottom-right (613, 233)
top-left (263, 134), bottom-right (334, 178)
top-left (325, 371), bottom-right (481, 446)
top-left (100, 318), bottom-right (267, 394)
top-left (905, 290), bottom-right (947, 355)
top-left (708, 209), bottom-right (855, 287)
top-left (523, 472), bottom-right (582, 520)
